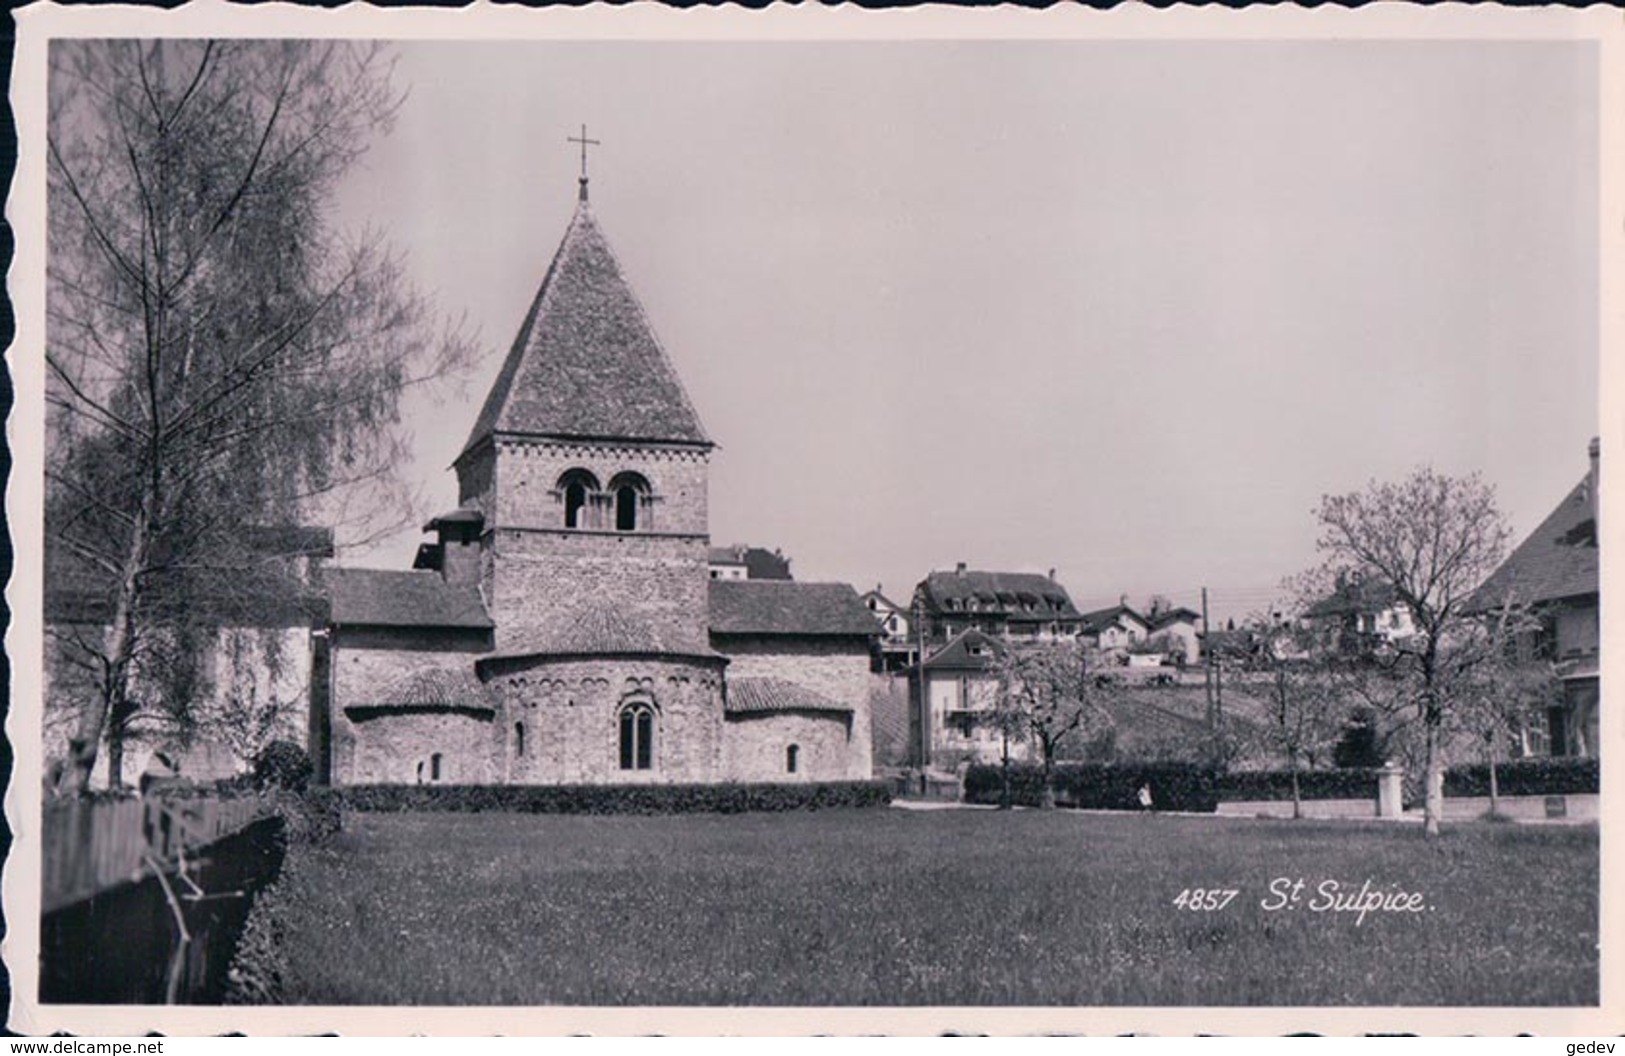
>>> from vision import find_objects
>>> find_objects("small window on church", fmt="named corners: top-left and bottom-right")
top-left (430, 753), bottom-right (443, 782)
top-left (557, 469), bottom-right (601, 529)
top-left (619, 701), bottom-right (655, 771)
top-left (514, 722), bottom-right (525, 758)
top-left (786, 744), bottom-right (799, 774)
top-left (607, 472), bottom-right (651, 533)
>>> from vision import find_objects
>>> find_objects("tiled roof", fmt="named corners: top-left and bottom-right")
top-left (1080, 604), bottom-right (1150, 633)
top-left (325, 568), bottom-right (493, 630)
top-left (482, 601), bottom-right (720, 663)
top-left (725, 677), bottom-right (852, 715)
top-left (860, 588), bottom-right (904, 612)
top-left (709, 580), bottom-right (880, 637)
top-left (707, 545), bottom-right (793, 581)
top-left (1470, 476), bottom-right (1598, 609)
top-left (1304, 579), bottom-right (1400, 619)
top-left (1148, 608), bottom-right (1203, 631)
top-left (344, 666), bottom-right (497, 720)
top-left (919, 570), bottom-right (1079, 617)
top-left (742, 548), bottom-right (793, 582)
top-left (923, 629), bottom-right (1006, 672)
top-left (460, 201), bottom-right (710, 459)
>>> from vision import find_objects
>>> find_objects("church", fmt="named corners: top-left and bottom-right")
top-left (315, 172), bottom-right (880, 787)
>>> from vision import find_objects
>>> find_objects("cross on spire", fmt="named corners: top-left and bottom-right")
top-left (568, 124), bottom-right (601, 201)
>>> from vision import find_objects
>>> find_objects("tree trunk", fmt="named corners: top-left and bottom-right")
top-left (71, 509), bottom-right (149, 793)
top-left (1289, 758), bottom-right (1302, 821)
top-left (999, 732), bottom-right (1012, 811)
top-left (1487, 738), bottom-right (1500, 818)
top-left (1423, 716), bottom-right (1443, 837)
top-left (107, 724), bottom-right (126, 791)
top-left (1040, 742), bottom-right (1057, 811)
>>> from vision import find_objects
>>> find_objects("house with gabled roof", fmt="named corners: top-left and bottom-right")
top-left (913, 629), bottom-right (1033, 768)
top-left (1467, 438), bottom-right (1600, 757)
top-left (859, 585), bottom-right (916, 673)
top-left (1078, 602), bottom-right (1151, 654)
top-left (1301, 572), bottom-right (1419, 657)
top-left (316, 173), bottom-right (878, 786)
top-left (1145, 604), bottom-right (1204, 666)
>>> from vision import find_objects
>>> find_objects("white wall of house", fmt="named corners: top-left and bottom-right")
top-left (1152, 621), bottom-right (1201, 664)
top-left (924, 670), bottom-right (1025, 765)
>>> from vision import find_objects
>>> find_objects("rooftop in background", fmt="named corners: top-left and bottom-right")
top-left (922, 628), bottom-right (1007, 672)
top-left (1303, 575), bottom-right (1402, 620)
top-left (707, 544), bottom-right (792, 581)
top-left (1079, 603), bottom-right (1150, 632)
top-left (916, 566), bottom-right (1080, 620)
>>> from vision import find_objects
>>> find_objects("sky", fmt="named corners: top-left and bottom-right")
top-left (328, 39), bottom-right (1599, 625)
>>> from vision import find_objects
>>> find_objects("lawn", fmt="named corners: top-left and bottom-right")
top-left (252, 808), bottom-right (1597, 1006)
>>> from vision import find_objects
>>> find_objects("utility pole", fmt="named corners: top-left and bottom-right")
top-left (1202, 586), bottom-right (1214, 733)
top-left (915, 591), bottom-right (930, 775)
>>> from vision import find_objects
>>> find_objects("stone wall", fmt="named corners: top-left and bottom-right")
top-left (721, 711), bottom-right (856, 782)
top-left (715, 635), bottom-right (874, 779)
top-left (328, 628), bottom-right (491, 785)
top-left (478, 439), bottom-right (710, 536)
top-left (485, 530), bottom-right (710, 653)
top-left (341, 710), bottom-right (502, 785)
top-left (488, 654), bottom-right (726, 784)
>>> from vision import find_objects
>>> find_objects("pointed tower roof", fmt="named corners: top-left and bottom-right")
top-left (459, 198), bottom-right (711, 461)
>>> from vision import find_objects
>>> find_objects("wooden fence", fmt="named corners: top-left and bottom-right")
top-left (42, 795), bottom-right (275, 914)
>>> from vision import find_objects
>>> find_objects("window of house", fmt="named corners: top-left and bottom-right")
top-left (619, 701), bottom-right (656, 770)
top-left (1546, 706), bottom-right (1570, 757)
top-left (786, 744), bottom-right (799, 774)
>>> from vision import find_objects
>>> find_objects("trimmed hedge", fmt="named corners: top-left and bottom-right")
top-left (326, 780), bottom-right (893, 815)
top-left (1219, 768), bottom-right (1383, 803)
top-left (1444, 757), bottom-right (1599, 797)
top-left (963, 763), bottom-right (1220, 813)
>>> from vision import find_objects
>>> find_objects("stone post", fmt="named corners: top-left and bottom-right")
top-left (1376, 762), bottom-right (1405, 819)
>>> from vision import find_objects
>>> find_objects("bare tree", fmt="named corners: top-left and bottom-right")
top-left (1448, 607), bottom-right (1561, 818)
top-left (46, 40), bottom-right (473, 791)
top-left (991, 642), bottom-right (1115, 810)
top-left (1252, 625), bottom-right (1344, 819)
top-left (1308, 467), bottom-right (1513, 835)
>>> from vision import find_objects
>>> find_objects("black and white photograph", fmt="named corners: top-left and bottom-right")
top-left (5, 2), bottom-right (1620, 1036)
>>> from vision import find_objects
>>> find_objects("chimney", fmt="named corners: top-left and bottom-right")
top-left (1589, 436), bottom-right (1600, 509)
top-left (1048, 568), bottom-right (1056, 581)
top-left (1119, 593), bottom-right (1128, 608)
top-left (956, 562), bottom-right (967, 577)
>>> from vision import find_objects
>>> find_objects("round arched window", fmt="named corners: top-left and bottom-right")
top-left (607, 472), bottom-right (651, 532)
top-left (618, 700), bottom-right (656, 771)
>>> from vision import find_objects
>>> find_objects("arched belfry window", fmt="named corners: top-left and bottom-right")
top-left (557, 469), bottom-right (601, 529)
top-left (607, 472), bottom-right (652, 532)
top-left (618, 699), bottom-right (656, 771)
